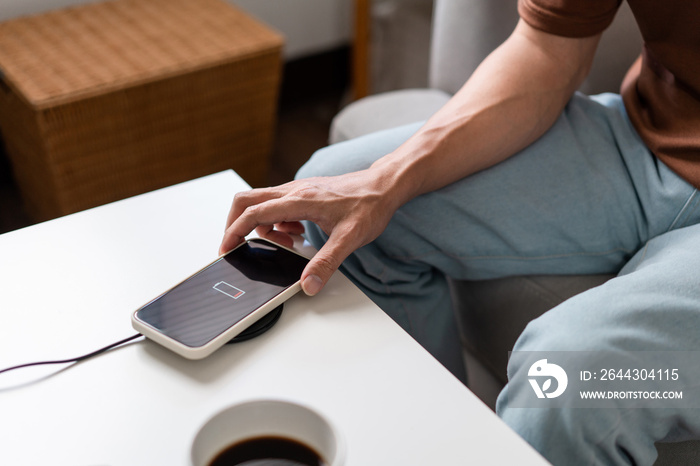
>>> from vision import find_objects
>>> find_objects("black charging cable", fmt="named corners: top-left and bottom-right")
top-left (0, 333), bottom-right (143, 376)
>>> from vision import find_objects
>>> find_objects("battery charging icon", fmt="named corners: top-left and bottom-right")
top-left (213, 281), bottom-right (245, 299)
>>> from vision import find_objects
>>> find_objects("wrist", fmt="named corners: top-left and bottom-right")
top-left (367, 150), bottom-right (424, 211)
top-left (368, 126), bottom-right (447, 205)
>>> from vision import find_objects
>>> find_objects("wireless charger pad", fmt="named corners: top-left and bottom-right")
top-left (226, 304), bottom-right (284, 344)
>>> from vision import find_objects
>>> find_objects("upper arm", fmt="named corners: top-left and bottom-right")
top-left (503, 19), bottom-right (602, 100)
top-left (513, 0), bottom-right (620, 93)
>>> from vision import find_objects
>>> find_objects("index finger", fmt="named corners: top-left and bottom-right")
top-left (223, 187), bottom-right (281, 232)
top-left (219, 195), bottom-right (304, 255)
top-left (219, 189), bottom-right (278, 255)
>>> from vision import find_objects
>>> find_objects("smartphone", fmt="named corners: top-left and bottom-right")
top-left (131, 238), bottom-right (310, 360)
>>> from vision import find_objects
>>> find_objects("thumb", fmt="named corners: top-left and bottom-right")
top-left (299, 238), bottom-right (352, 296)
top-left (300, 272), bottom-right (325, 296)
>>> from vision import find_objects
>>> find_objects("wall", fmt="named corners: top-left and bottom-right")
top-left (234, 0), bottom-right (351, 59)
top-left (0, 0), bottom-right (352, 60)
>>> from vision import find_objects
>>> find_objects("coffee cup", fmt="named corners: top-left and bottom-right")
top-left (191, 399), bottom-right (345, 466)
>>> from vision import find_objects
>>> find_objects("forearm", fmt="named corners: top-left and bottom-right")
top-left (370, 20), bottom-right (601, 207)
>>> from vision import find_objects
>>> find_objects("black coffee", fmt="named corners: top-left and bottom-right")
top-left (209, 436), bottom-right (328, 466)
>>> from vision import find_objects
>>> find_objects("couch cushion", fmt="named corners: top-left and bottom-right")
top-left (329, 88), bottom-right (450, 144)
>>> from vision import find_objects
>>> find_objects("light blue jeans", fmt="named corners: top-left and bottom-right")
top-left (296, 93), bottom-right (700, 465)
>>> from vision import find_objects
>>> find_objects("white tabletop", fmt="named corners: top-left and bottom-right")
top-left (0, 170), bottom-right (548, 465)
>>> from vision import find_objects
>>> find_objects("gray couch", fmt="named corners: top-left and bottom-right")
top-left (329, 0), bottom-right (700, 464)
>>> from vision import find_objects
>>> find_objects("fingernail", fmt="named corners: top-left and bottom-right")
top-left (302, 275), bottom-right (323, 296)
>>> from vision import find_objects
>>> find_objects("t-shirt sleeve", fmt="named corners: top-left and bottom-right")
top-left (518, 0), bottom-right (622, 37)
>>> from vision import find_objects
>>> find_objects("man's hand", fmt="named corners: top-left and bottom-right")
top-left (219, 169), bottom-right (401, 296)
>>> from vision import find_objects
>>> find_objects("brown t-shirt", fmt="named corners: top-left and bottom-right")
top-left (519, 0), bottom-right (700, 188)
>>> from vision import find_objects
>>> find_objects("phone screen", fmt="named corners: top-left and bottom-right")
top-left (134, 239), bottom-right (309, 348)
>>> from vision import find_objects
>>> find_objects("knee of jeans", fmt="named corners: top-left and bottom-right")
top-left (296, 140), bottom-right (378, 181)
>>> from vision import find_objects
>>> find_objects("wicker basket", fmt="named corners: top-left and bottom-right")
top-left (0, 0), bottom-right (283, 220)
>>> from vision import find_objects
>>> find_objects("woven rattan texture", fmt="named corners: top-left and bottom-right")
top-left (0, 0), bottom-right (283, 108)
top-left (0, 0), bottom-right (283, 220)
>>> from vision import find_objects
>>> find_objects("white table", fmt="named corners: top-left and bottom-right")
top-left (0, 171), bottom-right (549, 465)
